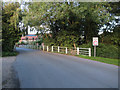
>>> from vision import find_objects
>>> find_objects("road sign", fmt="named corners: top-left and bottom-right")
top-left (93, 37), bottom-right (98, 46)
top-left (93, 37), bottom-right (98, 57)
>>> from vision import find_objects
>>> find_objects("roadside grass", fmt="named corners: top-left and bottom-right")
top-left (2, 51), bottom-right (19, 57)
top-left (75, 55), bottom-right (119, 66)
top-left (51, 51), bottom-right (119, 66)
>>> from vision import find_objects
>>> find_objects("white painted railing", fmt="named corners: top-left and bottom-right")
top-left (18, 45), bottom-right (91, 57)
top-left (77, 47), bottom-right (91, 57)
top-left (42, 46), bottom-right (91, 57)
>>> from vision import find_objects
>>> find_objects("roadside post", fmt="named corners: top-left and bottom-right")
top-left (58, 46), bottom-right (60, 52)
top-left (77, 47), bottom-right (79, 55)
top-left (47, 46), bottom-right (49, 52)
top-left (93, 37), bottom-right (98, 57)
top-left (52, 46), bottom-right (53, 52)
top-left (66, 47), bottom-right (67, 54)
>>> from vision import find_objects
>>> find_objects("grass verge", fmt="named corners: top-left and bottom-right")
top-left (48, 51), bottom-right (119, 66)
top-left (2, 51), bottom-right (19, 57)
top-left (76, 55), bottom-right (119, 66)
top-left (51, 51), bottom-right (119, 66)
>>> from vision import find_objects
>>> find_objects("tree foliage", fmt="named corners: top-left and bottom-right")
top-left (23, 2), bottom-right (118, 47)
top-left (2, 2), bottom-right (22, 52)
top-left (100, 2), bottom-right (120, 46)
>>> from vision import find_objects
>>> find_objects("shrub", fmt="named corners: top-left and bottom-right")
top-left (79, 43), bottom-right (119, 59)
top-left (21, 41), bottom-right (25, 45)
top-left (17, 42), bottom-right (21, 45)
top-left (2, 51), bottom-right (19, 57)
top-left (21, 41), bottom-right (28, 45)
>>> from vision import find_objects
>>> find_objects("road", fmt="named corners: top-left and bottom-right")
top-left (14, 47), bottom-right (118, 88)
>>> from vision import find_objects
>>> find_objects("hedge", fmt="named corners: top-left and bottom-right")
top-left (79, 43), bottom-right (119, 59)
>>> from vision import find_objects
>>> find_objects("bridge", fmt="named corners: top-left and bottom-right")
top-left (13, 47), bottom-right (118, 88)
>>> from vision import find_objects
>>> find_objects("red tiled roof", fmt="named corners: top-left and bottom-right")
top-left (21, 36), bottom-right (38, 40)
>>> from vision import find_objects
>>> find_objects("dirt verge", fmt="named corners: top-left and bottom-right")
top-left (2, 56), bottom-right (20, 88)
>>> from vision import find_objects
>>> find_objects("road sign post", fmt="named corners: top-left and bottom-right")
top-left (94, 46), bottom-right (96, 57)
top-left (93, 37), bottom-right (98, 57)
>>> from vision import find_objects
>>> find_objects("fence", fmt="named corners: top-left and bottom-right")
top-left (18, 45), bottom-right (91, 57)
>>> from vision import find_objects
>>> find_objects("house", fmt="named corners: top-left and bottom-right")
top-left (19, 34), bottom-right (38, 43)
top-left (19, 26), bottom-right (40, 43)
top-left (19, 24), bottom-right (50, 43)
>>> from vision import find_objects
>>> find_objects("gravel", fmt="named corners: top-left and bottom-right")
top-left (2, 56), bottom-right (20, 88)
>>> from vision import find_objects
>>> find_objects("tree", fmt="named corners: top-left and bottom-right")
top-left (99, 2), bottom-right (120, 45)
top-left (2, 2), bottom-right (22, 52)
top-left (22, 2), bottom-right (114, 47)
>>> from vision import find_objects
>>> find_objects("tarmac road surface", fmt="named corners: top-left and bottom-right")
top-left (14, 47), bottom-right (118, 88)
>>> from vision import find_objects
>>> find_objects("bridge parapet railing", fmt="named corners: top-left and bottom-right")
top-left (18, 45), bottom-right (91, 57)
top-left (43, 46), bottom-right (91, 57)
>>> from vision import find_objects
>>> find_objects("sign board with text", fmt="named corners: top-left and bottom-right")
top-left (93, 37), bottom-right (98, 46)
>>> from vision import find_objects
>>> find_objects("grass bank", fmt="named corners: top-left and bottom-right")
top-left (49, 51), bottom-right (119, 66)
top-left (2, 51), bottom-right (19, 57)
top-left (76, 55), bottom-right (119, 66)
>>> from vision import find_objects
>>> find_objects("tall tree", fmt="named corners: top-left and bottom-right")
top-left (2, 2), bottom-right (22, 52)
top-left (22, 2), bottom-right (114, 46)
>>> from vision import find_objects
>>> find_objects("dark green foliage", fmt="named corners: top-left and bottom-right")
top-left (16, 42), bottom-right (21, 45)
top-left (23, 2), bottom-right (113, 47)
top-left (31, 41), bottom-right (37, 45)
top-left (43, 36), bottom-right (55, 46)
top-left (80, 43), bottom-right (119, 59)
top-left (109, 2), bottom-right (120, 16)
top-left (21, 41), bottom-right (27, 45)
top-left (97, 44), bottom-right (118, 59)
top-left (99, 25), bottom-right (120, 46)
top-left (2, 3), bottom-right (22, 52)
top-left (36, 40), bottom-right (43, 45)
top-left (111, 26), bottom-right (120, 45)
top-left (2, 51), bottom-right (19, 57)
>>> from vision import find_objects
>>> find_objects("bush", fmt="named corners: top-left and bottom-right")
top-left (79, 43), bottom-right (119, 59)
top-left (32, 41), bottom-right (36, 45)
top-left (21, 41), bottom-right (28, 45)
top-left (16, 42), bottom-right (21, 45)
top-left (97, 44), bottom-right (118, 59)
top-left (2, 51), bottom-right (19, 57)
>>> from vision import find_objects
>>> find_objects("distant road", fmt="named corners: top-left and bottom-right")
top-left (14, 47), bottom-right (118, 88)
